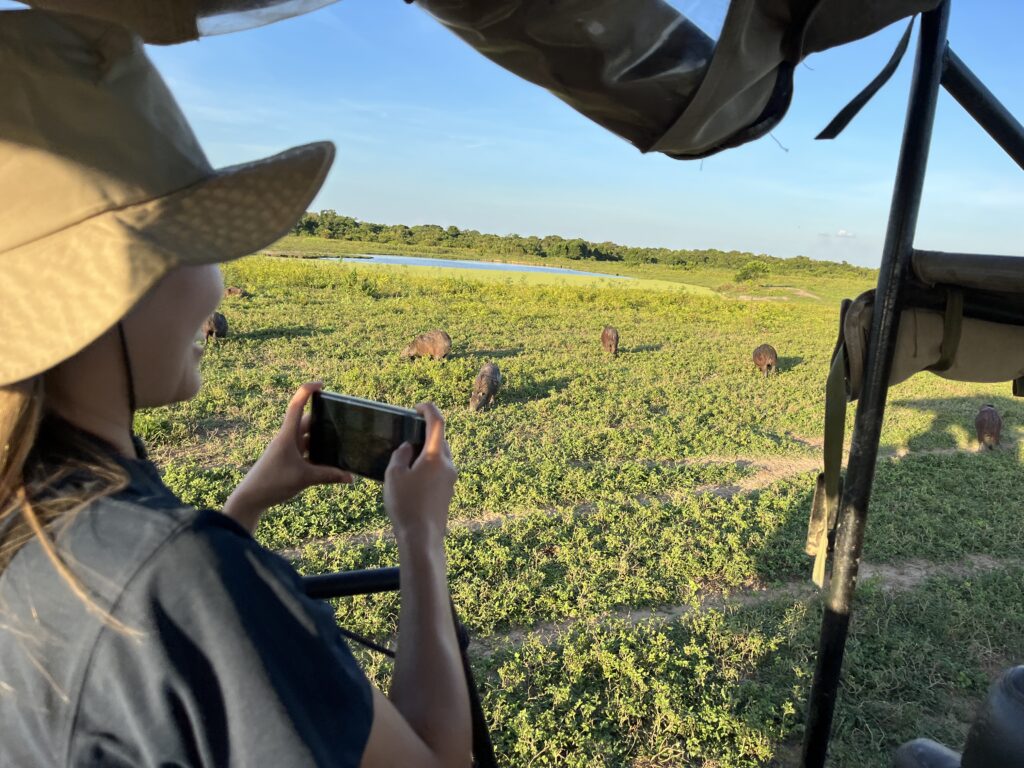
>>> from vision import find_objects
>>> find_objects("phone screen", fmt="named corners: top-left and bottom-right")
top-left (309, 392), bottom-right (427, 481)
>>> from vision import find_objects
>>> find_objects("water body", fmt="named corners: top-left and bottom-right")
top-left (326, 254), bottom-right (630, 279)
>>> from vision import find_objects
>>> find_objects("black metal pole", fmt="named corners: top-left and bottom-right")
top-left (303, 569), bottom-right (500, 766)
top-left (302, 567), bottom-right (401, 599)
top-left (801, 3), bottom-right (952, 766)
top-left (942, 48), bottom-right (1024, 171)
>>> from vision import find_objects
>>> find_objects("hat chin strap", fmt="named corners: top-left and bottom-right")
top-left (115, 321), bottom-right (137, 419)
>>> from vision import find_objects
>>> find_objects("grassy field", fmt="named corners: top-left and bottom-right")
top-left (266, 234), bottom-right (868, 304)
top-left (138, 254), bottom-right (1024, 767)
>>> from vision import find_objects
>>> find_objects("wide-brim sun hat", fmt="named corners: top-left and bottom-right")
top-left (0, 8), bottom-right (335, 386)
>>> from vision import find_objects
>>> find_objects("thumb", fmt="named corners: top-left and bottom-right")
top-left (309, 464), bottom-right (353, 486)
top-left (283, 381), bottom-right (322, 435)
top-left (386, 442), bottom-right (414, 477)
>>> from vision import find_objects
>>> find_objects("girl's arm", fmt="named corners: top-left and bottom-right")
top-left (360, 404), bottom-right (470, 767)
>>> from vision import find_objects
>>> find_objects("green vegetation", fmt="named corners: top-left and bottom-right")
top-left (287, 210), bottom-right (874, 277)
top-left (736, 260), bottom-right (771, 283)
top-left (267, 232), bottom-right (872, 304)
top-left (139, 255), bottom-right (1024, 766)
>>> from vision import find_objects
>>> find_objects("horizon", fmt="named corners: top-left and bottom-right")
top-left (288, 209), bottom-right (879, 271)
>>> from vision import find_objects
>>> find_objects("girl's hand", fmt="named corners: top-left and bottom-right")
top-left (223, 382), bottom-right (351, 534)
top-left (383, 402), bottom-right (457, 546)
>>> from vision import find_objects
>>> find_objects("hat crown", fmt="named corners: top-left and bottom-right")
top-left (0, 10), bottom-right (211, 253)
top-left (0, 9), bottom-right (334, 387)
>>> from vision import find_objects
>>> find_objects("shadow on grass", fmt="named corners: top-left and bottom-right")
top-left (454, 347), bottom-right (525, 361)
top-left (502, 375), bottom-right (572, 404)
top-left (753, 394), bottom-right (1024, 586)
top-left (743, 449), bottom-right (1024, 764)
top-left (778, 356), bottom-right (804, 371)
top-left (622, 343), bottom-right (664, 354)
top-left (886, 393), bottom-right (1022, 454)
top-left (232, 325), bottom-right (328, 341)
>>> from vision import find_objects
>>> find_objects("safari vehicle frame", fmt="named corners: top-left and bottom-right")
top-left (301, 1), bottom-right (1024, 765)
top-left (802, 2), bottom-right (1024, 765)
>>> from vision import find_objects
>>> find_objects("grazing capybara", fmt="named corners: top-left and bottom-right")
top-left (752, 344), bottom-right (779, 377)
top-left (975, 404), bottom-right (1002, 450)
top-left (470, 363), bottom-right (502, 411)
top-left (203, 311), bottom-right (228, 341)
top-left (400, 330), bottom-right (452, 360)
top-left (223, 286), bottom-right (250, 298)
top-left (601, 325), bottom-right (619, 356)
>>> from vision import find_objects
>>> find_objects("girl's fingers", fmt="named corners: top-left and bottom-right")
top-left (386, 442), bottom-right (415, 477)
top-left (416, 402), bottom-right (446, 456)
top-left (284, 382), bottom-right (322, 438)
top-left (298, 411), bottom-right (313, 452)
top-left (310, 465), bottom-right (352, 485)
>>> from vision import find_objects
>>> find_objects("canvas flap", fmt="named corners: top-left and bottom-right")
top-left (419, 0), bottom-right (941, 159)
top-left (417, 0), bottom-right (717, 154)
top-left (18, 0), bottom-right (337, 43)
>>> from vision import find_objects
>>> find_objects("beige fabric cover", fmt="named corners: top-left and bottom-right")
top-left (0, 10), bottom-right (334, 385)
top-left (843, 292), bottom-right (1024, 400)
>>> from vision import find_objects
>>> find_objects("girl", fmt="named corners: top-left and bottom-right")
top-left (0, 9), bottom-right (469, 767)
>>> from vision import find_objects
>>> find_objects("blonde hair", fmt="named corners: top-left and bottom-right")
top-left (0, 377), bottom-right (136, 633)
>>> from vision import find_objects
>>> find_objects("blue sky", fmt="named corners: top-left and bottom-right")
top-left (134, 2), bottom-right (1024, 264)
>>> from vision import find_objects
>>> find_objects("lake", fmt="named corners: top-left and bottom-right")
top-left (325, 254), bottom-right (630, 279)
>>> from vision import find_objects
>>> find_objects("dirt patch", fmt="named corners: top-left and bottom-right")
top-left (277, 445), bottom-right (1004, 561)
top-left (279, 497), bottom-right (658, 562)
top-left (786, 287), bottom-right (820, 300)
top-left (692, 454), bottom-right (820, 499)
top-left (470, 554), bottom-right (1023, 657)
top-left (737, 295), bottom-right (790, 302)
top-left (858, 553), bottom-right (1014, 592)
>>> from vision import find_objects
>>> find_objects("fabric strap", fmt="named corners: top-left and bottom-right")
top-left (927, 288), bottom-right (963, 372)
top-left (807, 345), bottom-right (848, 587)
top-left (116, 321), bottom-right (137, 416)
top-left (816, 18), bottom-right (915, 140)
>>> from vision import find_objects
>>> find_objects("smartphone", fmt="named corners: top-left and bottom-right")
top-left (309, 391), bottom-right (427, 481)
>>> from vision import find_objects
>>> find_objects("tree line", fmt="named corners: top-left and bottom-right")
top-left (292, 210), bottom-right (873, 277)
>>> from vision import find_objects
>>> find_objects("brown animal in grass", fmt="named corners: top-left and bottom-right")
top-left (203, 311), bottom-right (228, 341)
top-left (975, 404), bottom-right (1002, 450)
top-left (400, 330), bottom-right (452, 360)
top-left (223, 286), bottom-right (250, 298)
top-left (470, 363), bottom-right (502, 411)
top-left (752, 344), bottom-right (778, 377)
top-left (601, 326), bottom-right (619, 356)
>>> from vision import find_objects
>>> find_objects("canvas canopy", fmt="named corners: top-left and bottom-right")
top-left (19, 0), bottom-right (940, 157)
top-left (16, 0), bottom-right (336, 43)
top-left (418, 0), bottom-right (943, 158)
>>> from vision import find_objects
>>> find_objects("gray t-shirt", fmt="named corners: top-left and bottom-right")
top-left (0, 438), bottom-right (373, 767)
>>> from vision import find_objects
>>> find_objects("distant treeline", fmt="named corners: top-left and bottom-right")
top-left (292, 210), bottom-right (873, 277)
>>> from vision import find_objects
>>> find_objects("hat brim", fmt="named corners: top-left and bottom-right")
top-left (0, 141), bottom-right (334, 385)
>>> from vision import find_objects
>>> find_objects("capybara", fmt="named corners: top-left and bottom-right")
top-left (975, 404), bottom-right (1002, 450)
top-left (601, 325), bottom-right (619, 356)
top-left (400, 330), bottom-right (452, 360)
top-left (203, 311), bottom-right (228, 341)
top-left (223, 286), bottom-right (250, 298)
top-left (752, 344), bottom-right (778, 377)
top-left (470, 363), bottom-right (502, 411)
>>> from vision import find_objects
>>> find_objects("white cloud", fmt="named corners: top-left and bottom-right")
top-left (836, 229), bottom-right (855, 238)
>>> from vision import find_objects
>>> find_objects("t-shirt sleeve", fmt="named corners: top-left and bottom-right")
top-left (69, 511), bottom-right (374, 768)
